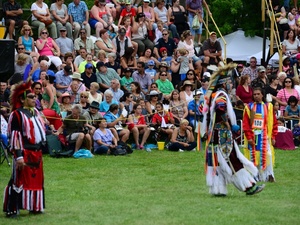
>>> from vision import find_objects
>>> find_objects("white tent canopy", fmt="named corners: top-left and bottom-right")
top-left (219, 29), bottom-right (270, 62)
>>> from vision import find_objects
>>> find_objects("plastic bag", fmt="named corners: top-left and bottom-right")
top-left (192, 15), bottom-right (200, 30)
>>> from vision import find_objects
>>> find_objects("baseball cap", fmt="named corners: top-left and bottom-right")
top-left (60, 26), bottom-right (67, 31)
top-left (237, 64), bottom-right (244, 68)
top-left (64, 65), bottom-right (72, 75)
top-left (143, 0), bottom-right (150, 2)
top-left (257, 66), bottom-right (266, 73)
top-left (125, 68), bottom-right (132, 72)
top-left (210, 31), bottom-right (217, 35)
top-left (159, 47), bottom-right (167, 53)
top-left (148, 60), bottom-right (155, 66)
top-left (85, 63), bottom-right (93, 69)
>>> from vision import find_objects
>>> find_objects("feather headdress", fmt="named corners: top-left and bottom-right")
top-left (10, 80), bottom-right (32, 111)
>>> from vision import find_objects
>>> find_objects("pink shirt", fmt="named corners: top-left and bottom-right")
top-left (277, 88), bottom-right (300, 111)
top-left (177, 40), bottom-right (195, 58)
top-left (38, 37), bottom-right (54, 56)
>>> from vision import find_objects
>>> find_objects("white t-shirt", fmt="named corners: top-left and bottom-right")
top-left (31, 2), bottom-right (48, 21)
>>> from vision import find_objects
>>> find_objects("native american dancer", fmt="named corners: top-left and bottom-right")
top-left (202, 64), bottom-right (265, 196)
top-left (243, 87), bottom-right (278, 182)
top-left (3, 81), bottom-right (46, 217)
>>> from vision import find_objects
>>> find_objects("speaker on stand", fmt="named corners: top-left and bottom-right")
top-left (0, 39), bottom-right (15, 83)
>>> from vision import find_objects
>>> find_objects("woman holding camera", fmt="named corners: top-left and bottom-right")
top-left (132, 13), bottom-right (154, 56)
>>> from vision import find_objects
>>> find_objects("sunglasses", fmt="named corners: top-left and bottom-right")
top-left (81, 96), bottom-right (88, 98)
top-left (60, 30), bottom-right (67, 32)
top-left (162, 33), bottom-right (168, 36)
top-left (41, 32), bottom-right (48, 34)
top-left (160, 74), bottom-right (167, 76)
top-left (285, 81), bottom-right (292, 83)
top-left (18, 48), bottom-right (24, 50)
top-left (27, 95), bottom-right (37, 99)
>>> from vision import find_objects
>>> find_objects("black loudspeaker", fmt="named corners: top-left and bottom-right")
top-left (0, 40), bottom-right (15, 82)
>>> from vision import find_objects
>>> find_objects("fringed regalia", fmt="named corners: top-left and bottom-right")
top-left (243, 102), bottom-right (278, 181)
top-left (204, 90), bottom-right (258, 195)
top-left (3, 108), bottom-right (46, 215)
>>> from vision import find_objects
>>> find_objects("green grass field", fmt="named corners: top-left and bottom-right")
top-left (0, 148), bottom-right (299, 225)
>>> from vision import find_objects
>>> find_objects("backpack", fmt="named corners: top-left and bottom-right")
top-left (47, 134), bottom-right (74, 158)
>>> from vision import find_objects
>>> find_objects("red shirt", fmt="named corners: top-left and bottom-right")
top-left (152, 112), bottom-right (174, 125)
top-left (236, 85), bottom-right (253, 104)
top-left (120, 8), bottom-right (136, 18)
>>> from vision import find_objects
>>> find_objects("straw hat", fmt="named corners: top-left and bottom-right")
top-left (58, 92), bottom-right (75, 104)
top-left (180, 80), bottom-right (194, 91)
top-left (70, 72), bottom-right (83, 81)
top-left (146, 90), bottom-right (162, 101)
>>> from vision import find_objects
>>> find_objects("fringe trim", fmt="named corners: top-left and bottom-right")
top-left (23, 189), bottom-right (44, 212)
top-left (231, 168), bottom-right (257, 192)
top-left (206, 166), bottom-right (228, 195)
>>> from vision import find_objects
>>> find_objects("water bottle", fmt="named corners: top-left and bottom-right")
top-left (1, 18), bottom-right (4, 26)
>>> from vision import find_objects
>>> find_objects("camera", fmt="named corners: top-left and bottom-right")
top-left (83, 126), bottom-right (89, 134)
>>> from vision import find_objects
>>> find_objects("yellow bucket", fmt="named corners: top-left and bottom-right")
top-left (157, 142), bottom-right (165, 151)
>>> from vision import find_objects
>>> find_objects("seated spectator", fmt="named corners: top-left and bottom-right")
top-left (177, 48), bottom-right (192, 81)
top-left (198, 76), bottom-right (210, 95)
top-left (31, 0), bottom-right (57, 38)
top-left (105, 53), bottom-right (121, 75)
top-left (68, 80), bottom-right (81, 104)
top-left (139, 48), bottom-right (159, 68)
top-left (100, 89), bottom-right (119, 113)
top-left (68, 0), bottom-right (91, 38)
top-left (169, 90), bottom-right (188, 124)
top-left (55, 65), bottom-right (73, 94)
top-left (274, 118), bottom-right (296, 150)
top-left (198, 32), bottom-right (223, 70)
top-left (55, 27), bottom-right (74, 58)
top-left (177, 30), bottom-right (202, 72)
top-left (3, 0), bottom-right (28, 39)
top-left (81, 63), bottom-right (97, 90)
top-left (233, 100), bottom-right (245, 121)
top-left (120, 92), bottom-right (134, 114)
top-left (31, 58), bottom-right (54, 82)
top-left (93, 118), bottom-right (118, 155)
top-left (137, 0), bottom-right (156, 30)
top-left (179, 80), bottom-right (194, 104)
top-left (168, 119), bottom-right (196, 152)
top-left (236, 74), bottom-right (253, 104)
top-left (120, 68), bottom-right (134, 92)
top-left (251, 66), bottom-right (269, 91)
top-left (62, 52), bottom-right (76, 72)
top-left (282, 56), bottom-right (293, 77)
top-left (154, 29), bottom-right (177, 59)
top-left (96, 50), bottom-right (108, 64)
top-left (83, 101), bottom-right (103, 135)
top-left (145, 90), bottom-right (163, 114)
top-left (282, 29), bottom-right (299, 66)
top-left (96, 61), bottom-right (121, 93)
top-left (50, 0), bottom-right (73, 39)
top-left (78, 91), bottom-right (90, 114)
top-left (154, 0), bottom-right (168, 29)
top-left (127, 103), bottom-right (151, 150)
top-left (56, 104), bottom-right (92, 152)
top-left (154, 61), bottom-right (172, 81)
top-left (152, 102), bottom-right (175, 141)
top-left (132, 13), bottom-right (155, 56)
top-left (14, 53), bottom-right (31, 76)
top-left (130, 81), bottom-right (145, 102)
top-left (120, 47), bottom-right (138, 74)
top-left (36, 28), bottom-right (62, 70)
top-left (31, 81), bottom-right (43, 111)
top-left (158, 46), bottom-right (173, 64)
top-left (277, 77), bottom-right (299, 113)
top-left (113, 27), bottom-right (135, 58)
top-left (265, 74), bottom-right (282, 102)
top-left (284, 95), bottom-right (300, 128)
top-left (74, 28), bottom-right (94, 55)
top-left (18, 25), bottom-right (39, 63)
top-left (88, 82), bottom-right (103, 104)
top-left (0, 113), bottom-right (9, 148)
top-left (103, 104), bottom-right (130, 143)
top-left (95, 29), bottom-right (117, 56)
top-left (118, 1), bottom-right (136, 28)
top-left (0, 82), bottom-right (10, 103)
top-left (273, 100), bottom-right (282, 118)
top-left (41, 74), bottom-right (60, 114)
top-left (145, 60), bottom-right (157, 82)
top-left (109, 79), bottom-right (124, 103)
top-left (58, 92), bottom-right (75, 118)
top-left (78, 53), bottom-right (96, 74)
top-left (74, 47), bottom-right (87, 71)
top-left (132, 61), bottom-right (152, 95)
top-left (156, 71), bottom-right (174, 100)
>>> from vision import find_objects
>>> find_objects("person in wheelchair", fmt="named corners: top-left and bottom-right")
top-left (56, 104), bottom-right (92, 152)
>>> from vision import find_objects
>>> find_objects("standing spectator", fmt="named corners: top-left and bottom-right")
top-left (74, 28), bottom-right (95, 55)
top-left (68, 0), bottom-right (91, 38)
top-left (81, 63), bottom-right (97, 90)
top-left (236, 75), bottom-right (253, 104)
top-left (35, 29), bottom-right (62, 70)
top-left (31, 0), bottom-right (57, 39)
top-left (3, 0), bottom-right (28, 39)
top-left (50, 0), bottom-right (72, 39)
top-left (55, 26), bottom-right (74, 58)
top-left (3, 82), bottom-right (46, 217)
top-left (132, 61), bottom-right (152, 95)
top-left (242, 56), bottom-right (258, 81)
top-left (186, 0), bottom-right (211, 46)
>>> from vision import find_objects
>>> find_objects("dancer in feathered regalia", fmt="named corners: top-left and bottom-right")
top-left (202, 64), bottom-right (265, 196)
top-left (243, 87), bottom-right (278, 182)
top-left (3, 81), bottom-right (46, 217)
